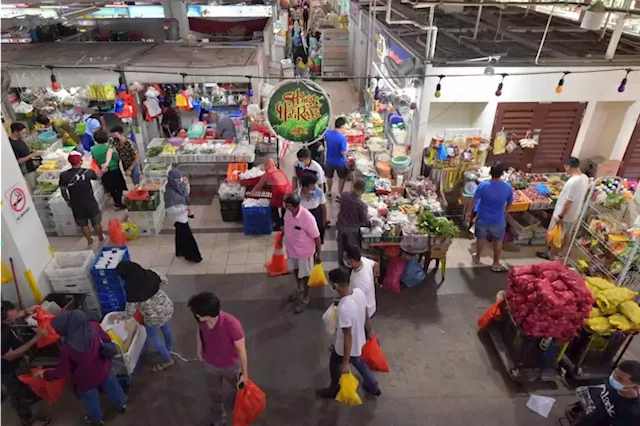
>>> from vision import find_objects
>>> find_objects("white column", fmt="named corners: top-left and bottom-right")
top-left (411, 67), bottom-right (435, 176)
top-left (1, 128), bottom-right (53, 306)
top-left (571, 101), bottom-right (598, 158)
top-left (605, 0), bottom-right (632, 60)
top-left (163, 0), bottom-right (190, 40)
top-left (610, 101), bottom-right (640, 161)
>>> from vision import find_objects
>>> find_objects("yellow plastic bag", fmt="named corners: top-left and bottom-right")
top-left (308, 263), bottom-right (328, 287)
top-left (586, 277), bottom-right (616, 292)
top-left (619, 300), bottom-right (640, 325)
top-left (608, 313), bottom-right (633, 331)
top-left (586, 317), bottom-right (614, 334)
top-left (335, 373), bottom-right (362, 406)
top-left (588, 307), bottom-right (603, 318)
top-left (175, 93), bottom-right (188, 108)
top-left (1, 260), bottom-right (13, 284)
top-left (546, 224), bottom-right (563, 249)
top-left (596, 287), bottom-right (638, 315)
top-left (106, 330), bottom-right (124, 351)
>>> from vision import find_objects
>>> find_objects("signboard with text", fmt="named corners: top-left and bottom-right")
top-left (266, 80), bottom-right (331, 144)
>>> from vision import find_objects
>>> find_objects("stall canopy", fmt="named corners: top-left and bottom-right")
top-left (1, 41), bottom-right (261, 87)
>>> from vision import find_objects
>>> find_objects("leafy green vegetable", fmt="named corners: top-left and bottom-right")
top-left (146, 146), bottom-right (164, 157)
top-left (417, 210), bottom-right (460, 239)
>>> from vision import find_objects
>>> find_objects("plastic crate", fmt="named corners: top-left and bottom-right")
top-left (101, 312), bottom-right (147, 376)
top-left (507, 191), bottom-right (531, 212)
top-left (242, 205), bottom-right (273, 235)
top-left (51, 277), bottom-right (94, 294)
top-left (44, 251), bottom-right (96, 282)
top-left (97, 291), bottom-right (126, 305)
top-left (124, 191), bottom-right (162, 212)
top-left (91, 247), bottom-right (130, 279)
top-left (101, 301), bottom-right (126, 314)
top-left (564, 327), bottom-right (631, 371)
top-left (93, 276), bottom-right (126, 290)
top-left (507, 211), bottom-right (540, 234)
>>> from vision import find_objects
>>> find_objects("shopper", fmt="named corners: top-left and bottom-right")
top-left (337, 178), bottom-right (369, 267)
top-left (316, 268), bottom-right (380, 399)
top-left (82, 113), bottom-right (103, 152)
top-left (165, 168), bottom-right (202, 263)
top-left (573, 360), bottom-right (640, 425)
top-left (253, 159), bottom-right (292, 231)
top-left (91, 130), bottom-right (126, 210)
top-left (295, 173), bottom-right (327, 244)
top-left (161, 100), bottom-right (181, 137)
top-left (1, 302), bottom-right (51, 426)
top-left (471, 162), bottom-right (513, 272)
top-left (109, 126), bottom-right (141, 185)
top-left (280, 193), bottom-right (322, 313)
top-left (59, 152), bottom-right (105, 247)
top-left (209, 111), bottom-right (237, 140)
top-left (293, 147), bottom-right (326, 190)
top-left (325, 117), bottom-right (349, 197)
top-left (116, 261), bottom-right (175, 372)
top-left (41, 310), bottom-right (127, 426)
top-left (344, 245), bottom-right (379, 318)
top-left (188, 292), bottom-right (248, 426)
top-left (9, 122), bottom-right (39, 191)
top-left (537, 157), bottom-right (590, 261)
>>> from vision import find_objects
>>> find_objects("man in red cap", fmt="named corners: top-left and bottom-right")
top-left (58, 152), bottom-right (104, 246)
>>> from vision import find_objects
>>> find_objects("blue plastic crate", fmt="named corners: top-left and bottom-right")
top-left (242, 205), bottom-right (272, 235)
top-left (93, 276), bottom-right (125, 291)
top-left (100, 300), bottom-right (126, 311)
top-left (90, 246), bottom-right (130, 279)
top-left (97, 291), bottom-right (125, 305)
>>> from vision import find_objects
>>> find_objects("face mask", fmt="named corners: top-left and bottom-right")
top-left (298, 161), bottom-right (306, 168)
top-left (609, 373), bottom-right (626, 391)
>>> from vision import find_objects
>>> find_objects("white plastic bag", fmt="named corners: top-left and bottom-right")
top-left (322, 305), bottom-right (338, 335)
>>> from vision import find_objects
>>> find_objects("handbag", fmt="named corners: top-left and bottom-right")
top-left (99, 341), bottom-right (118, 360)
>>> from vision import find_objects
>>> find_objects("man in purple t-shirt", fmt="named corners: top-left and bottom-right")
top-left (189, 292), bottom-right (248, 426)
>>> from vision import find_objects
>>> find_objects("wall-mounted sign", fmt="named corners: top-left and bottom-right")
top-left (5, 181), bottom-right (31, 223)
top-left (266, 79), bottom-right (331, 144)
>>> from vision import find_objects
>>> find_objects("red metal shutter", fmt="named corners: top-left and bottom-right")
top-left (531, 103), bottom-right (586, 173)
top-left (488, 103), bottom-right (537, 170)
top-left (619, 117), bottom-right (640, 180)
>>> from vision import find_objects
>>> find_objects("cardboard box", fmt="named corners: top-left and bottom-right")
top-left (584, 157), bottom-right (621, 178)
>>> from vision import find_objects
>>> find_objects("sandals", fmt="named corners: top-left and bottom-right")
top-left (294, 298), bottom-right (310, 314)
top-left (152, 360), bottom-right (175, 372)
top-left (491, 265), bottom-right (508, 273)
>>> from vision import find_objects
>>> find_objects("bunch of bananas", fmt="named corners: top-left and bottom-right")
top-left (38, 160), bottom-right (59, 171)
top-left (161, 144), bottom-right (178, 155)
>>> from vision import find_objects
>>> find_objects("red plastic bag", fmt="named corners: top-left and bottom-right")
top-left (361, 336), bottom-right (389, 372)
top-left (134, 310), bottom-right (145, 325)
top-left (381, 258), bottom-right (407, 293)
top-left (18, 367), bottom-right (67, 403)
top-left (91, 158), bottom-right (102, 175)
top-left (108, 218), bottom-right (127, 246)
top-left (477, 300), bottom-right (503, 331)
top-left (32, 307), bottom-right (60, 348)
top-left (233, 379), bottom-right (266, 426)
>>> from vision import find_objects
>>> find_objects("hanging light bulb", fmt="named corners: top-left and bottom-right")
top-left (556, 71), bottom-right (569, 94)
top-left (247, 81), bottom-right (254, 98)
top-left (434, 75), bottom-right (444, 98)
top-left (618, 69), bottom-right (632, 93)
top-left (484, 58), bottom-right (495, 76)
top-left (48, 67), bottom-right (60, 91)
top-left (495, 74), bottom-right (507, 97)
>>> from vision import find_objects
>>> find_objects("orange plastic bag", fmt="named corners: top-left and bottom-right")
top-left (108, 218), bottom-right (128, 246)
top-left (233, 379), bottom-right (266, 426)
top-left (361, 336), bottom-right (389, 372)
top-left (477, 300), bottom-right (503, 331)
top-left (91, 158), bottom-right (101, 175)
top-left (18, 367), bottom-right (68, 403)
top-left (32, 307), bottom-right (60, 348)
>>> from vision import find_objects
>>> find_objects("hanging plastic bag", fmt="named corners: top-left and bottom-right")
top-left (32, 307), bottom-right (60, 349)
top-left (382, 258), bottom-right (407, 293)
top-left (505, 138), bottom-right (518, 154)
top-left (436, 144), bottom-right (448, 162)
top-left (492, 131), bottom-right (507, 155)
top-left (108, 218), bottom-right (128, 246)
top-left (546, 224), bottom-right (563, 249)
top-left (322, 304), bottom-right (337, 335)
top-left (91, 158), bottom-right (102, 175)
top-left (232, 379), bottom-right (266, 426)
top-left (361, 336), bottom-right (389, 372)
top-left (308, 263), bottom-right (328, 287)
top-left (335, 373), bottom-right (362, 406)
top-left (18, 367), bottom-right (68, 403)
top-left (401, 259), bottom-right (426, 288)
top-left (477, 300), bottom-right (503, 331)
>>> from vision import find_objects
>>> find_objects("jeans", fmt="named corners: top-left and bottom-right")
top-left (77, 371), bottom-right (126, 423)
top-left (144, 323), bottom-right (173, 363)
top-left (328, 348), bottom-right (379, 396)
top-left (130, 163), bottom-right (141, 185)
top-left (204, 362), bottom-right (241, 426)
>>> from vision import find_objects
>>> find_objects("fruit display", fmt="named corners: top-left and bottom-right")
top-left (521, 185), bottom-right (551, 210)
top-left (512, 191), bottom-right (529, 204)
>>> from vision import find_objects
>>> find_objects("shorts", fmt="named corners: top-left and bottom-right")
top-left (475, 221), bottom-right (506, 241)
top-left (75, 212), bottom-right (102, 228)
top-left (287, 256), bottom-right (315, 279)
top-left (325, 163), bottom-right (348, 179)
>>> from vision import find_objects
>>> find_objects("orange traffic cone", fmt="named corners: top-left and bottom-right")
top-left (265, 231), bottom-right (290, 277)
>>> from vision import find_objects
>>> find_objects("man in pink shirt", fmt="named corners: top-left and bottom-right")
top-left (188, 292), bottom-right (248, 426)
top-left (279, 193), bottom-right (322, 313)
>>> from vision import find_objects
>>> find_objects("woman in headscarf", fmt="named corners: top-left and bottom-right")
top-left (82, 113), bottom-right (103, 152)
top-left (40, 310), bottom-right (126, 426)
top-left (116, 261), bottom-right (175, 372)
top-left (165, 168), bottom-right (202, 262)
top-left (253, 158), bottom-right (292, 231)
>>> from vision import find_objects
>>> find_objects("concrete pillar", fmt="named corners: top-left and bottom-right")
top-left (571, 101), bottom-right (598, 158)
top-left (163, 0), bottom-right (190, 40)
top-left (412, 67), bottom-right (435, 176)
top-left (605, 0), bottom-right (632, 60)
top-left (1, 128), bottom-right (53, 306)
top-left (610, 101), bottom-right (640, 161)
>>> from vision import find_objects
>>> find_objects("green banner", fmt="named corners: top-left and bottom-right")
top-left (266, 79), bottom-right (331, 144)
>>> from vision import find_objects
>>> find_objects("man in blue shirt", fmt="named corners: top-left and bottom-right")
top-left (471, 162), bottom-right (513, 272)
top-left (324, 117), bottom-right (349, 198)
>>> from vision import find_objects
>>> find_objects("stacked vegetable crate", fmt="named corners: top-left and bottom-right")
top-left (507, 212), bottom-right (540, 245)
top-left (49, 182), bottom-right (108, 236)
top-left (126, 181), bottom-right (165, 235)
top-left (43, 251), bottom-right (102, 320)
top-left (90, 247), bottom-right (130, 314)
top-left (32, 192), bottom-right (56, 231)
top-left (321, 28), bottom-right (349, 79)
top-left (242, 204), bottom-right (272, 235)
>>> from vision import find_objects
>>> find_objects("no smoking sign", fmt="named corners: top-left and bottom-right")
top-left (4, 182), bottom-right (31, 223)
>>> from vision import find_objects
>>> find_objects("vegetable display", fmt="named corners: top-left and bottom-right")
top-left (417, 211), bottom-right (460, 239)
top-left (506, 261), bottom-right (593, 340)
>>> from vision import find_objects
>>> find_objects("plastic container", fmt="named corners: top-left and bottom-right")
top-left (220, 199), bottom-right (243, 222)
top-left (44, 251), bottom-right (95, 282)
top-left (242, 205), bottom-right (272, 235)
top-left (507, 191), bottom-right (531, 213)
top-left (101, 312), bottom-right (148, 375)
top-left (391, 155), bottom-right (411, 169)
top-left (507, 211), bottom-right (540, 234)
top-left (90, 246), bottom-right (131, 279)
top-left (38, 131), bottom-right (58, 143)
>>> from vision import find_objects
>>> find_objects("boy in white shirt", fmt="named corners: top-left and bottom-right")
top-left (293, 147), bottom-right (326, 189)
top-left (345, 245), bottom-right (379, 318)
top-left (316, 268), bottom-right (381, 399)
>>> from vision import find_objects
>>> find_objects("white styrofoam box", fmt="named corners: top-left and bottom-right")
top-left (51, 277), bottom-right (94, 294)
top-left (101, 312), bottom-right (147, 375)
top-left (45, 250), bottom-right (96, 280)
